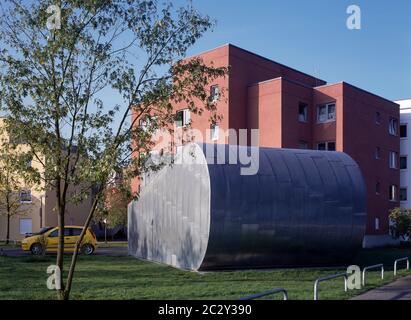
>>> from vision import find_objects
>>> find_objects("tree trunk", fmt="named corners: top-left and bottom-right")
top-left (5, 195), bottom-right (11, 245)
top-left (5, 212), bottom-right (10, 245)
top-left (64, 188), bottom-right (103, 299)
top-left (56, 200), bottom-right (66, 300)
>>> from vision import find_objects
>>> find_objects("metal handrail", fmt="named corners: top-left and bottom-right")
top-left (240, 288), bottom-right (288, 300)
top-left (362, 264), bottom-right (384, 286)
top-left (314, 273), bottom-right (348, 300)
top-left (394, 257), bottom-right (410, 276)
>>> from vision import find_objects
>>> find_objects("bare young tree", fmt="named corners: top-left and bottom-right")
top-left (0, 0), bottom-right (227, 299)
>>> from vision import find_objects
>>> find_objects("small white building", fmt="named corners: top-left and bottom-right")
top-left (398, 99), bottom-right (411, 209)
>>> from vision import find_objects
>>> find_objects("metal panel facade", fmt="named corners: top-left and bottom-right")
top-left (128, 144), bottom-right (366, 271)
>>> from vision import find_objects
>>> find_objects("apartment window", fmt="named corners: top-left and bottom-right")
top-left (375, 218), bottom-right (380, 231)
top-left (210, 85), bottom-right (220, 103)
top-left (327, 141), bottom-right (336, 151)
top-left (400, 124), bottom-right (407, 138)
top-left (400, 156), bottom-right (408, 170)
top-left (175, 109), bottom-right (191, 128)
top-left (298, 103), bottom-right (308, 122)
top-left (299, 140), bottom-right (309, 149)
top-left (20, 189), bottom-right (32, 203)
top-left (318, 141), bottom-right (336, 151)
top-left (210, 124), bottom-right (219, 141)
top-left (375, 147), bottom-right (381, 160)
top-left (317, 103), bottom-right (336, 123)
top-left (19, 218), bottom-right (32, 235)
top-left (375, 112), bottom-right (381, 125)
top-left (389, 118), bottom-right (398, 136)
top-left (376, 182), bottom-right (381, 195)
top-left (318, 142), bottom-right (326, 151)
top-left (400, 188), bottom-right (408, 202)
top-left (389, 151), bottom-right (398, 169)
top-left (389, 185), bottom-right (397, 201)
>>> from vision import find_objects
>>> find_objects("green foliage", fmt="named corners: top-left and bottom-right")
top-left (0, 134), bottom-right (32, 243)
top-left (95, 177), bottom-right (132, 228)
top-left (0, 1), bottom-right (228, 198)
top-left (0, 0), bottom-right (228, 299)
top-left (389, 208), bottom-right (411, 240)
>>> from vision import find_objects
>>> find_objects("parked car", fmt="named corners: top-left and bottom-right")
top-left (21, 226), bottom-right (97, 255)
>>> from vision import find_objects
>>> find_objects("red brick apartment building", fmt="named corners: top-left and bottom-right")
top-left (133, 44), bottom-right (400, 245)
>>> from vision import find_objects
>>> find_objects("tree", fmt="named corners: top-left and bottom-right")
top-left (0, 140), bottom-right (29, 244)
top-left (0, 127), bottom-right (35, 244)
top-left (389, 208), bottom-right (411, 241)
top-left (95, 175), bottom-right (131, 231)
top-left (0, 0), bottom-right (227, 300)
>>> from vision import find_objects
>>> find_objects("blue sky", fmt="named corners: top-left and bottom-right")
top-left (184, 0), bottom-right (411, 101)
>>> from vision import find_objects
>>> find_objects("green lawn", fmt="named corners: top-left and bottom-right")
top-left (0, 248), bottom-right (410, 300)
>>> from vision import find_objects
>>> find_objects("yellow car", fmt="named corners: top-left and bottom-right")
top-left (21, 226), bottom-right (97, 255)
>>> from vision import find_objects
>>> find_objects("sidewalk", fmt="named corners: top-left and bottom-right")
top-left (352, 275), bottom-right (411, 300)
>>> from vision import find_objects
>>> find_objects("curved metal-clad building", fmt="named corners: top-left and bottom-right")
top-left (128, 143), bottom-right (366, 271)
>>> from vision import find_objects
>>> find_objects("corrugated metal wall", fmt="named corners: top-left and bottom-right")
top-left (129, 144), bottom-right (366, 271)
top-left (128, 144), bottom-right (211, 270)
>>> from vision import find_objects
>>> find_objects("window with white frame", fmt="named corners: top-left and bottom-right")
top-left (19, 218), bottom-right (32, 235)
top-left (400, 188), bottom-right (407, 202)
top-left (298, 103), bottom-right (308, 122)
top-left (210, 85), bottom-right (220, 103)
top-left (210, 124), bottom-right (219, 141)
top-left (175, 109), bottom-right (191, 128)
top-left (389, 117), bottom-right (398, 136)
top-left (20, 189), bottom-right (32, 203)
top-left (389, 185), bottom-right (397, 201)
top-left (389, 151), bottom-right (398, 169)
top-left (317, 141), bottom-right (336, 151)
top-left (375, 218), bottom-right (380, 231)
top-left (317, 103), bottom-right (336, 123)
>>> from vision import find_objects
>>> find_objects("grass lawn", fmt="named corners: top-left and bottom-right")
top-left (0, 248), bottom-right (410, 300)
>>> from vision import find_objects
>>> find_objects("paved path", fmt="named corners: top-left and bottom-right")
top-left (352, 275), bottom-right (411, 300)
top-left (0, 246), bottom-right (128, 257)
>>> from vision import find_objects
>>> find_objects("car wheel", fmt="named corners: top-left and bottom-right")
top-left (81, 244), bottom-right (94, 255)
top-left (30, 243), bottom-right (44, 255)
